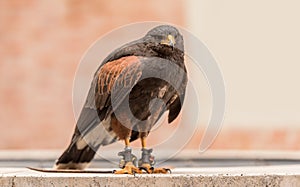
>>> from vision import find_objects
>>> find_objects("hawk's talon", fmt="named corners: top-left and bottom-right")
top-left (113, 162), bottom-right (142, 175)
top-left (152, 167), bottom-right (172, 174)
top-left (166, 168), bottom-right (172, 174)
top-left (138, 167), bottom-right (146, 173)
top-left (139, 166), bottom-right (154, 174)
top-left (160, 168), bottom-right (171, 174)
top-left (139, 163), bottom-right (171, 174)
top-left (115, 147), bottom-right (142, 174)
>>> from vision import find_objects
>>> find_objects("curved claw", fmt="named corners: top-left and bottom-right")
top-left (164, 168), bottom-right (172, 174)
top-left (152, 167), bottom-right (172, 174)
top-left (138, 167), bottom-right (147, 173)
top-left (139, 166), bottom-right (154, 174)
top-left (133, 171), bottom-right (137, 177)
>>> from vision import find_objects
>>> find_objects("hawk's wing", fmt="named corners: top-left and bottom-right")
top-left (76, 56), bottom-right (143, 145)
top-left (55, 56), bottom-right (143, 168)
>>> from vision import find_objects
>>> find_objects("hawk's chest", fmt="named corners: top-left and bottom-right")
top-left (127, 78), bottom-right (175, 121)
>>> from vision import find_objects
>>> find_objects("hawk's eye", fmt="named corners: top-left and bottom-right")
top-left (160, 34), bottom-right (176, 47)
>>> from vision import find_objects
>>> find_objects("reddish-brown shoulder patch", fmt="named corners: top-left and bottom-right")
top-left (97, 56), bottom-right (141, 94)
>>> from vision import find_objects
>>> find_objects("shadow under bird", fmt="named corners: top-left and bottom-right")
top-left (55, 25), bottom-right (188, 174)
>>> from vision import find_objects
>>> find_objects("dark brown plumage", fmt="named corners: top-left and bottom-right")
top-left (55, 25), bottom-right (187, 171)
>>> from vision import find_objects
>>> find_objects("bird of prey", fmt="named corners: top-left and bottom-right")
top-left (55, 25), bottom-right (188, 174)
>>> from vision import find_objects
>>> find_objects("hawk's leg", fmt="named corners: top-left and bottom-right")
top-left (113, 138), bottom-right (142, 174)
top-left (138, 137), bottom-right (171, 174)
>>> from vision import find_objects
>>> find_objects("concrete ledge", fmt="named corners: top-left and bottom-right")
top-left (1, 150), bottom-right (300, 186)
top-left (1, 166), bottom-right (300, 187)
top-left (1, 174), bottom-right (300, 187)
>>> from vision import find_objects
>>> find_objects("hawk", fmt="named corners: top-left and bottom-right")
top-left (55, 25), bottom-right (188, 174)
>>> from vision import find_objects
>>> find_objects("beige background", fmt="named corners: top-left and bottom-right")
top-left (0, 0), bottom-right (299, 150)
top-left (187, 0), bottom-right (300, 127)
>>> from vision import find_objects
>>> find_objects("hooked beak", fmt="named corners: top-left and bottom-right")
top-left (160, 34), bottom-right (175, 49)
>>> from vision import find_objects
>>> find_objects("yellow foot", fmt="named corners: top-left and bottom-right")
top-left (139, 163), bottom-right (171, 174)
top-left (113, 162), bottom-right (142, 174)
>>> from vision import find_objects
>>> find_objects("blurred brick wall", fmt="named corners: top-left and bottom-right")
top-left (0, 0), bottom-right (185, 149)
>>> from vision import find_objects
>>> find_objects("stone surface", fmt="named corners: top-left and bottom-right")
top-left (1, 150), bottom-right (300, 186)
top-left (1, 166), bottom-right (300, 187)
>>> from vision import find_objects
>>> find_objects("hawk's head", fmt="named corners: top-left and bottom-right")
top-left (145, 25), bottom-right (184, 53)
